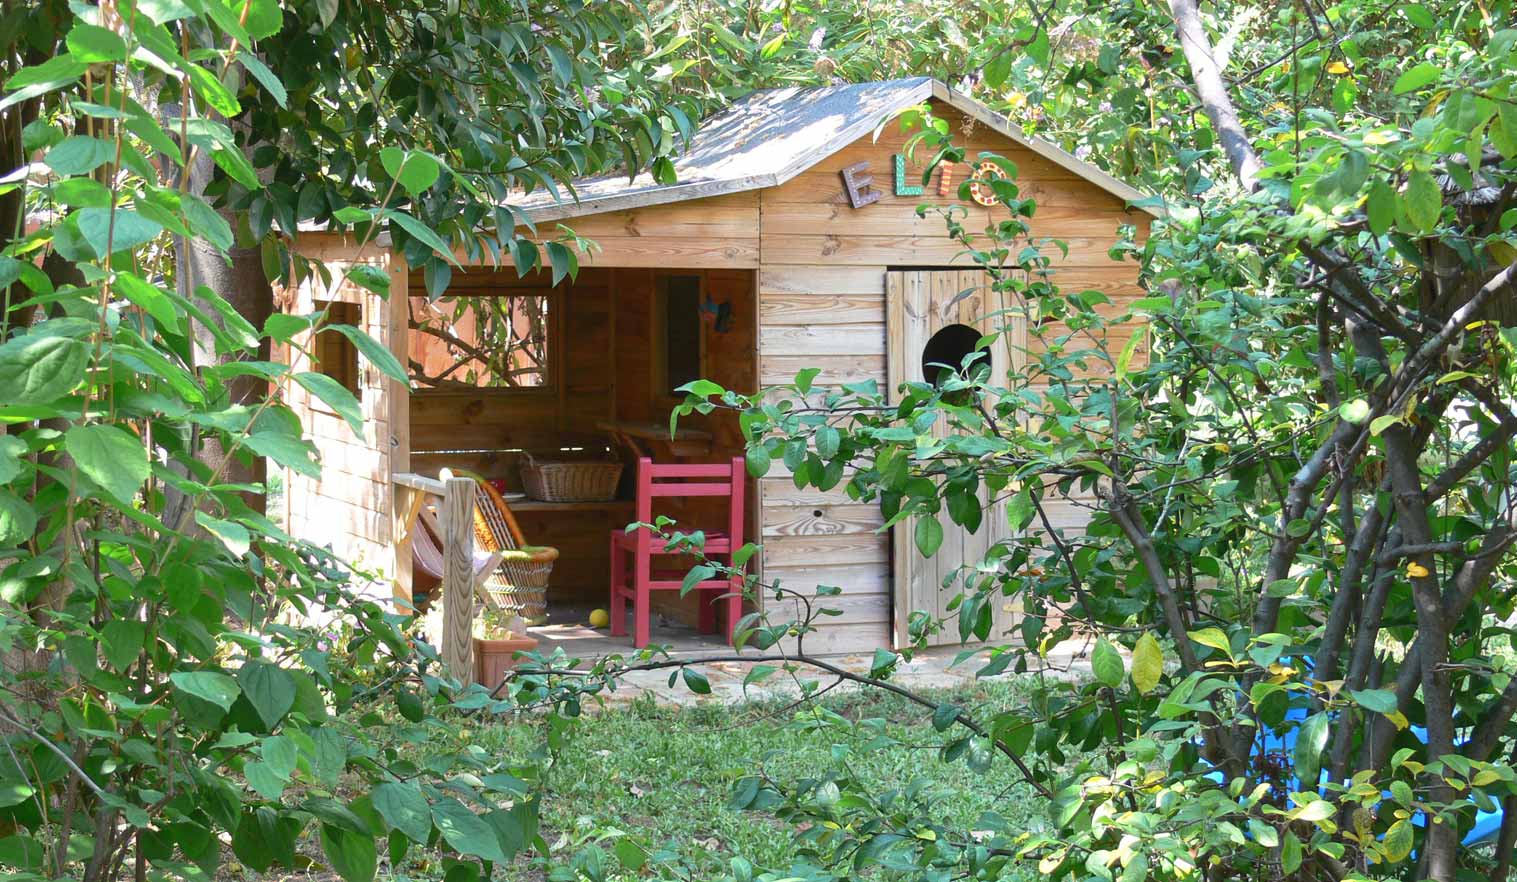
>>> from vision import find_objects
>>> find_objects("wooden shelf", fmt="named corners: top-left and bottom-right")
top-left (508, 498), bottom-right (636, 513)
top-left (598, 420), bottom-right (713, 457)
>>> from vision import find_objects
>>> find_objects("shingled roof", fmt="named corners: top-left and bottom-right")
top-left (510, 77), bottom-right (1160, 222)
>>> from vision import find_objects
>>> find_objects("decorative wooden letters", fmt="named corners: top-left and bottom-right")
top-left (840, 161), bottom-right (882, 209)
top-left (968, 159), bottom-right (1002, 206)
top-left (937, 161), bottom-right (955, 196)
top-left (893, 154), bottom-right (923, 196)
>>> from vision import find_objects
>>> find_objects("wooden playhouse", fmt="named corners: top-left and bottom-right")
top-left (277, 77), bottom-right (1156, 659)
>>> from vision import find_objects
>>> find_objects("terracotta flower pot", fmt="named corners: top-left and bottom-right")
top-left (473, 634), bottom-right (539, 690)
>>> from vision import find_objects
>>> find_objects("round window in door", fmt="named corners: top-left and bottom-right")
top-left (921, 323), bottom-right (990, 387)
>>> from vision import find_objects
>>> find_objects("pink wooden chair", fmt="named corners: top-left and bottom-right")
top-left (609, 457), bottom-right (745, 648)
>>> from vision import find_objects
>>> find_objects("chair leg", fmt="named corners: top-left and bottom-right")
top-left (633, 550), bottom-right (651, 649)
top-left (609, 534), bottom-right (626, 637)
top-left (725, 577), bottom-right (744, 645)
top-left (697, 586), bottom-right (717, 635)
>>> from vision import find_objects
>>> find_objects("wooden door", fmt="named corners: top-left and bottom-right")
top-left (886, 270), bottom-right (1027, 648)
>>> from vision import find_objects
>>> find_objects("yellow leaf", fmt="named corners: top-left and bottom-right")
top-left (1326, 61), bottom-right (1350, 74)
top-left (1406, 562), bottom-right (1430, 579)
top-left (1131, 632), bottom-right (1164, 694)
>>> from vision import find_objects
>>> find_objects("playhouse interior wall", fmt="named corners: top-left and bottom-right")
top-left (404, 265), bottom-right (759, 622)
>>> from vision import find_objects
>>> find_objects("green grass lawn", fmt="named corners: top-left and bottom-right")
top-left (470, 678), bottom-right (1048, 880)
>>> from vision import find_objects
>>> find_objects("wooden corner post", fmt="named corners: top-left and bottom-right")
top-left (440, 475), bottom-right (477, 683)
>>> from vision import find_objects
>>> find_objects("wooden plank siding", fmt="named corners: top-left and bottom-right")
top-left (750, 102), bottom-right (1149, 654)
top-left (525, 192), bottom-right (761, 269)
top-left (279, 232), bottom-right (408, 599)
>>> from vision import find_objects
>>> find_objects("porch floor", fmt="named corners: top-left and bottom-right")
top-left (528, 604), bottom-right (735, 659)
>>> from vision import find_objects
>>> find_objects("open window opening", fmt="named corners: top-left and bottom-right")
top-left (408, 291), bottom-right (554, 390)
top-left (313, 300), bottom-right (361, 396)
top-left (655, 274), bottom-right (704, 396)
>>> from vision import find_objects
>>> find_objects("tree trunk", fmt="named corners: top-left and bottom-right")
top-left (164, 108), bottom-right (274, 523)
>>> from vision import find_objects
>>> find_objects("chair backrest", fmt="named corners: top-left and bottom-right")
top-left (438, 468), bottom-right (527, 553)
top-left (633, 457), bottom-right (746, 548)
top-left (411, 504), bottom-right (447, 580)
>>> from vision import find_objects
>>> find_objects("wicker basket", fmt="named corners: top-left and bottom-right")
top-left (520, 454), bottom-right (623, 503)
top-left (482, 549), bottom-right (554, 621)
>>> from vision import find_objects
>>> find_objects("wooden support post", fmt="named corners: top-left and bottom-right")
top-left (440, 475), bottom-right (477, 683)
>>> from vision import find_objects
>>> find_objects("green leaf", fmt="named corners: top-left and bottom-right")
top-left (931, 702), bottom-right (960, 732)
top-left (181, 193), bottom-right (233, 251)
top-left (1130, 632), bottom-right (1163, 694)
top-left (0, 492), bottom-right (37, 548)
top-left (1369, 414), bottom-right (1401, 436)
top-left (115, 272), bottom-right (184, 333)
top-left (379, 148), bottom-right (442, 196)
top-left (196, 512), bottom-right (251, 557)
top-left (66, 23), bottom-right (128, 62)
top-left (679, 564), bottom-right (718, 597)
top-left (1187, 627), bottom-right (1232, 656)
top-left (100, 620), bottom-right (145, 671)
top-left (235, 0), bottom-right (284, 40)
top-left (1115, 331), bottom-right (1142, 382)
top-left (0, 783), bottom-right (35, 809)
top-left (186, 64), bottom-right (241, 117)
top-left (321, 824), bottom-right (377, 882)
top-left (373, 781), bottom-right (432, 842)
top-left (545, 241), bottom-right (576, 286)
top-left (1349, 688), bottom-right (1399, 715)
top-left (744, 442), bottom-right (770, 477)
top-left (815, 426), bottom-right (840, 459)
top-left (0, 56), bottom-right (86, 113)
top-left (431, 798), bottom-right (509, 863)
top-left (44, 135), bottom-right (114, 175)
top-left (303, 797), bottom-right (371, 834)
top-left (238, 660), bottom-right (296, 728)
top-left (0, 326), bottom-right (85, 402)
top-left (1382, 819), bottom-right (1413, 862)
top-left (1280, 830), bottom-right (1303, 873)
top-left (1006, 485), bottom-right (1035, 532)
top-left (1091, 638), bottom-right (1124, 688)
top-left (170, 670), bottom-right (241, 710)
top-left (77, 208), bottom-right (164, 257)
top-left (1338, 399), bottom-right (1370, 424)
top-left (1403, 170), bottom-right (1442, 233)
top-left (396, 688), bottom-right (424, 723)
top-left (681, 667), bottom-right (712, 694)
top-left (212, 142), bottom-right (260, 189)
top-left (328, 324), bottom-right (407, 384)
top-left (232, 807), bottom-right (298, 872)
top-left (1393, 61), bottom-right (1440, 94)
top-left (914, 516), bottom-right (943, 557)
top-left (295, 372), bottom-right (365, 437)
top-left (1293, 712), bottom-right (1331, 788)
top-left (346, 264), bottom-right (391, 296)
top-left (1367, 179), bottom-right (1395, 235)
top-left (236, 51), bottom-right (287, 107)
top-left (0, 436), bottom-right (26, 484)
top-left (386, 210), bottom-right (459, 266)
top-left (65, 424), bottom-right (149, 503)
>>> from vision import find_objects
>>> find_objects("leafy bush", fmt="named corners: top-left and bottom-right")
top-left (0, 2), bottom-right (684, 881)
